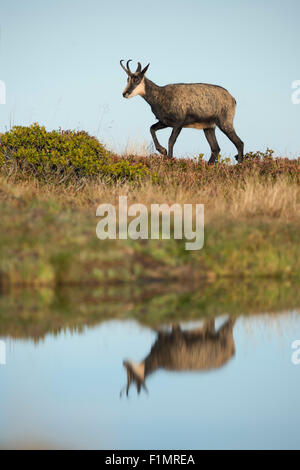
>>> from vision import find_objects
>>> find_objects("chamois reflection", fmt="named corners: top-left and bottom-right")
top-left (121, 317), bottom-right (235, 397)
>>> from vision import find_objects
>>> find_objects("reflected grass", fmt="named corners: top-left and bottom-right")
top-left (0, 279), bottom-right (299, 340)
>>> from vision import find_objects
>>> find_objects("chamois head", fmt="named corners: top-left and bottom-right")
top-left (120, 360), bottom-right (148, 398)
top-left (120, 60), bottom-right (150, 99)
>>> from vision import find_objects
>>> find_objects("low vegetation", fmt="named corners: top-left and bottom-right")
top-left (0, 124), bottom-right (299, 288)
top-left (0, 123), bottom-right (148, 182)
top-left (0, 124), bottom-right (299, 186)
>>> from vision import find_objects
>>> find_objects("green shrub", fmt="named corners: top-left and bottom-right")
top-left (0, 123), bottom-right (149, 182)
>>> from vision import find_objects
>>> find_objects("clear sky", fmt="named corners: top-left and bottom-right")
top-left (0, 0), bottom-right (299, 158)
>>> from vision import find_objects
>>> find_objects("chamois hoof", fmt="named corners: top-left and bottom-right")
top-left (235, 154), bottom-right (244, 163)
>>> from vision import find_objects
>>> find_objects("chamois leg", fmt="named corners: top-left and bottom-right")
top-left (204, 128), bottom-right (220, 164)
top-left (150, 121), bottom-right (168, 156)
top-left (203, 318), bottom-right (216, 335)
top-left (218, 122), bottom-right (244, 163)
top-left (168, 126), bottom-right (182, 158)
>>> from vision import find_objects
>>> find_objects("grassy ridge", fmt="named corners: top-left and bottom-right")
top-left (0, 125), bottom-right (299, 287)
top-left (1, 124), bottom-right (299, 185)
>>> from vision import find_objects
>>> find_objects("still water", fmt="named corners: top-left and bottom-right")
top-left (0, 284), bottom-right (300, 449)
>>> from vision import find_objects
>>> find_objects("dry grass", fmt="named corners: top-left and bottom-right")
top-left (1, 172), bottom-right (299, 224)
top-left (121, 137), bottom-right (151, 156)
top-left (0, 153), bottom-right (300, 287)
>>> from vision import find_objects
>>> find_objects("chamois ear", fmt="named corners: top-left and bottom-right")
top-left (141, 63), bottom-right (150, 75)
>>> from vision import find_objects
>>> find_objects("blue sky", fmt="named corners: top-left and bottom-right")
top-left (0, 0), bottom-right (299, 158)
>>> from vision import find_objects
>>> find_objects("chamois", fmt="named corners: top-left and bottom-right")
top-left (120, 60), bottom-right (244, 163)
top-left (121, 318), bottom-right (235, 396)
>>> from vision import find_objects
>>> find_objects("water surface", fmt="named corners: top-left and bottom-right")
top-left (0, 283), bottom-right (299, 449)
